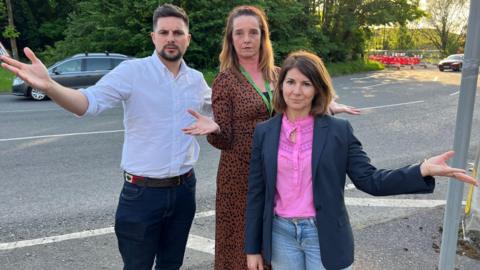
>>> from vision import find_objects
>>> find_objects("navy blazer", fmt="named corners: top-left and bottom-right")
top-left (245, 114), bottom-right (435, 270)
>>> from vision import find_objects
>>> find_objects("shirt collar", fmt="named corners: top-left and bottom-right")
top-left (151, 51), bottom-right (190, 80)
top-left (282, 114), bottom-right (313, 135)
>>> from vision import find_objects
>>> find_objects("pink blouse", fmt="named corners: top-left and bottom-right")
top-left (274, 114), bottom-right (316, 218)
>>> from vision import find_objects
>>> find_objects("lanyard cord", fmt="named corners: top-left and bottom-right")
top-left (239, 66), bottom-right (273, 116)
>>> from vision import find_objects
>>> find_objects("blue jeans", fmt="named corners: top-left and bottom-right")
top-left (114, 171), bottom-right (196, 270)
top-left (271, 215), bottom-right (352, 270)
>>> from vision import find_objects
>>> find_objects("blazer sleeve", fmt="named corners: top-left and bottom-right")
top-left (244, 125), bottom-right (266, 254)
top-left (207, 72), bottom-right (234, 150)
top-left (345, 121), bottom-right (435, 196)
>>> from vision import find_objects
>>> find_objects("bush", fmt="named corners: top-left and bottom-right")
top-left (326, 60), bottom-right (384, 77)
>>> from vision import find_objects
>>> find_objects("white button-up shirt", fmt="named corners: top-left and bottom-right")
top-left (80, 52), bottom-right (209, 178)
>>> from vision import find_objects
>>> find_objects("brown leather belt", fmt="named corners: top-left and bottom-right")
top-left (123, 170), bottom-right (192, 188)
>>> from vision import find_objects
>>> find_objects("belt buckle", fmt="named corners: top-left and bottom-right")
top-left (125, 172), bottom-right (134, 183)
top-left (174, 176), bottom-right (181, 186)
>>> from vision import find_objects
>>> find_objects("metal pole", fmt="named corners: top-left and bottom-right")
top-left (438, 1), bottom-right (480, 269)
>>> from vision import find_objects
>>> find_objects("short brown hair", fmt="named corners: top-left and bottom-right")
top-left (273, 51), bottom-right (335, 116)
top-left (153, 4), bottom-right (189, 30)
top-left (219, 5), bottom-right (276, 82)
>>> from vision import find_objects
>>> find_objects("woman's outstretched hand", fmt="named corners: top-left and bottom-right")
top-left (329, 100), bottom-right (361, 115)
top-left (420, 151), bottom-right (478, 186)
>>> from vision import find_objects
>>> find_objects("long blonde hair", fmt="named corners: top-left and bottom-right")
top-left (219, 5), bottom-right (276, 82)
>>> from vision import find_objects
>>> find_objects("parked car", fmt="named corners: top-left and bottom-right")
top-left (12, 52), bottom-right (132, 100)
top-left (438, 54), bottom-right (464, 72)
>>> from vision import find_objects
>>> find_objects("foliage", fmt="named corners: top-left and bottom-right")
top-left (201, 69), bottom-right (218, 86)
top-left (395, 25), bottom-right (414, 50)
top-left (419, 0), bottom-right (468, 56)
top-left (3, 0), bottom-right (427, 69)
top-left (2, 24), bottom-right (18, 39)
top-left (317, 0), bottom-right (424, 61)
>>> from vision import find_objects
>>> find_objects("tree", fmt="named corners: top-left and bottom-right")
top-left (3, 0), bottom-right (19, 59)
top-left (395, 25), bottom-right (414, 50)
top-left (420, 0), bottom-right (468, 56)
top-left (316, 0), bottom-right (424, 61)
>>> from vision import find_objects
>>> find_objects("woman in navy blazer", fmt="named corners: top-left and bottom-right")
top-left (244, 51), bottom-right (477, 270)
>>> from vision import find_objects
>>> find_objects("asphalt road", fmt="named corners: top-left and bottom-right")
top-left (1, 67), bottom-right (479, 269)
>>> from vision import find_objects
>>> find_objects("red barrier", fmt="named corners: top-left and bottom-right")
top-left (368, 55), bottom-right (422, 68)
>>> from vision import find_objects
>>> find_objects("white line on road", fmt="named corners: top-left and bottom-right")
top-left (362, 83), bottom-right (387, 89)
top-left (350, 75), bottom-right (378, 80)
top-left (0, 130), bottom-right (124, 142)
top-left (345, 184), bottom-right (356, 190)
top-left (345, 197), bottom-right (463, 208)
top-left (450, 91), bottom-right (459, 96)
top-left (187, 235), bottom-right (215, 255)
top-left (0, 210), bottom-right (216, 252)
top-left (360, 100), bottom-right (424, 110)
top-left (0, 108), bottom-right (62, 113)
top-left (0, 100), bottom-right (426, 143)
top-left (0, 198), bottom-right (462, 253)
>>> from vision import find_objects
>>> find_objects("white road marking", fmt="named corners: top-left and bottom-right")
top-left (0, 227), bottom-right (115, 250)
top-left (0, 99), bottom-right (426, 143)
top-left (360, 100), bottom-right (424, 110)
top-left (350, 75), bottom-right (378, 80)
top-left (345, 184), bottom-right (356, 190)
top-left (187, 235), bottom-right (215, 255)
top-left (0, 198), bottom-right (463, 253)
top-left (450, 91), bottom-right (460, 96)
top-left (194, 210), bottom-right (216, 219)
top-left (0, 130), bottom-right (124, 142)
top-left (362, 83), bottom-right (386, 89)
top-left (0, 210), bottom-right (216, 252)
top-left (0, 108), bottom-right (61, 113)
top-left (345, 197), bottom-right (464, 208)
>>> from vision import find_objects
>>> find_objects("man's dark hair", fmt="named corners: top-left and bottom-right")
top-left (153, 4), bottom-right (189, 30)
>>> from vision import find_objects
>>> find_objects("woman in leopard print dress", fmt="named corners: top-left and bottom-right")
top-left (207, 6), bottom-right (359, 270)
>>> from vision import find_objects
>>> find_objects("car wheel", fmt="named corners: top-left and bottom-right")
top-left (30, 88), bottom-right (47, 101)
top-left (439, 68), bottom-right (444, 72)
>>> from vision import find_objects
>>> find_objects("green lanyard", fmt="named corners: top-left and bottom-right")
top-left (240, 66), bottom-right (273, 116)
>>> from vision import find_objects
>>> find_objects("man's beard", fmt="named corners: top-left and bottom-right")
top-left (159, 45), bottom-right (183, 62)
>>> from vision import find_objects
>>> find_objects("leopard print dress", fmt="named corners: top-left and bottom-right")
top-left (207, 68), bottom-right (272, 270)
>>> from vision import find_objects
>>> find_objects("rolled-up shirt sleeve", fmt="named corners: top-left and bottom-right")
top-left (79, 61), bottom-right (133, 116)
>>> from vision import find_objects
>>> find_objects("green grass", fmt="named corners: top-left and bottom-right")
top-left (201, 60), bottom-right (383, 86)
top-left (326, 60), bottom-right (384, 77)
top-left (0, 68), bottom-right (14, 93)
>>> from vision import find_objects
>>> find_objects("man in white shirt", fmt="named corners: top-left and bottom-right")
top-left (0, 4), bottom-right (218, 270)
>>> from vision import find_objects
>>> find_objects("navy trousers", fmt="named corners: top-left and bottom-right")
top-left (114, 171), bottom-right (196, 270)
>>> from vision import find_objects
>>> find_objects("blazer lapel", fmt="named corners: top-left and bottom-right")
top-left (312, 116), bottom-right (330, 181)
top-left (264, 114), bottom-right (282, 190)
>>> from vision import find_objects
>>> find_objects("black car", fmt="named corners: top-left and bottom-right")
top-left (438, 54), bottom-right (464, 72)
top-left (12, 52), bottom-right (131, 100)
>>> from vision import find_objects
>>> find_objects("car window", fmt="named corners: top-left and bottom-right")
top-left (112, 58), bottom-right (126, 68)
top-left (56, 59), bottom-right (82, 73)
top-left (447, 55), bottom-right (463, 60)
top-left (85, 58), bottom-right (112, 71)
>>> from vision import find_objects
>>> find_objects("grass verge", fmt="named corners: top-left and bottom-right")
top-left (201, 60), bottom-right (383, 86)
top-left (0, 68), bottom-right (14, 93)
top-left (326, 60), bottom-right (384, 77)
